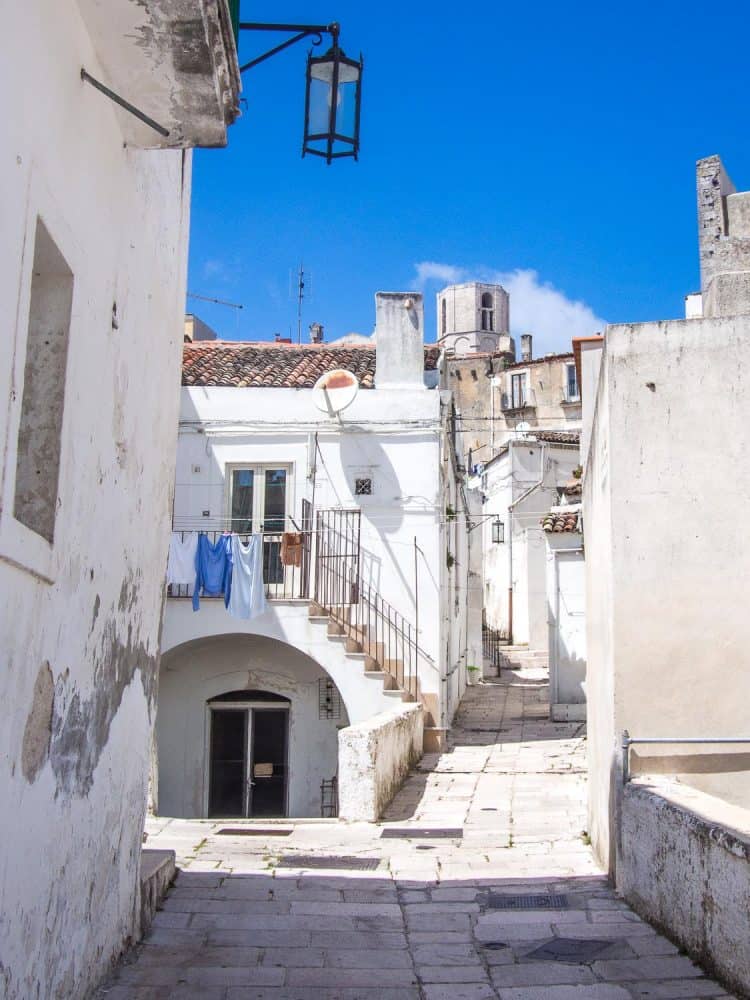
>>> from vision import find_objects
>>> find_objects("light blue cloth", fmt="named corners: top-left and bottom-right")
top-left (192, 533), bottom-right (232, 611)
top-left (228, 534), bottom-right (266, 621)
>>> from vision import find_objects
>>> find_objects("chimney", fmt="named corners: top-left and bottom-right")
top-left (374, 292), bottom-right (425, 389)
top-left (309, 322), bottom-right (324, 343)
top-left (520, 333), bottom-right (533, 362)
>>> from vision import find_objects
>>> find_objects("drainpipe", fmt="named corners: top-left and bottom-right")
top-left (507, 442), bottom-right (548, 647)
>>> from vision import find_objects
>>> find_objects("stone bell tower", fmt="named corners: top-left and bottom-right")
top-left (437, 281), bottom-right (514, 356)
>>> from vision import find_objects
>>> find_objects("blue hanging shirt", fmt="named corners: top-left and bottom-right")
top-left (193, 533), bottom-right (232, 611)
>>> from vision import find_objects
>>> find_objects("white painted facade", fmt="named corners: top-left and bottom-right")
top-left (478, 440), bottom-right (580, 647)
top-left (583, 315), bottom-right (750, 873)
top-left (158, 296), bottom-right (477, 820)
top-left (0, 3), bottom-right (237, 997)
top-left (545, 530), bottom-right (586, 720)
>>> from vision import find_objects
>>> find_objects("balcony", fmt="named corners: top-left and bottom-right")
top-left (77, 0), bottom-right (240, 148)
top-left (168, 526), bottom-right (312, 602)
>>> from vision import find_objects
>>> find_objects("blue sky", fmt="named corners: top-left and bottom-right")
top-left (187, 0), bottom-right (750, 354)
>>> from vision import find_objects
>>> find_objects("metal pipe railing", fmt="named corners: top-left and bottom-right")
top-left (621, 730), bottom-right (750, 784)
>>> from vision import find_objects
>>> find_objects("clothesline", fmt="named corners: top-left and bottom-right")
top-left (166, 530), bottom-right (302, 622)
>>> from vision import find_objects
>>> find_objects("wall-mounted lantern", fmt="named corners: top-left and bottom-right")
top-left (239, 21), bottom-right (363, 164)
top-left (492, 517), bottom-right (505, 544)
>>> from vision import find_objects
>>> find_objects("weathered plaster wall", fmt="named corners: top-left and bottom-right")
top-left (0, 2), bottom-right (190, 996)
top-left (493, 356), bottom-right (582, 452)
top-left (157, 634), bottom-right (347, 818)
top-left (338, 703), bottom-right (424, 821)
top-left (619, 777), bottom-right (750, 999)
top-left (584, 317), bottom-right (750, 874)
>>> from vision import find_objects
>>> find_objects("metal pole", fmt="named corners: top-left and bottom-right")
top-left (507, 507), bottom-right (513, 644)
top-left (80, 68), bottom-right (170, 138)
top-left (414, 536), bottom-right (419, 658)
top-left (621, 730), bottom-right (630, 785)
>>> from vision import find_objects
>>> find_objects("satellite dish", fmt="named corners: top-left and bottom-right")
top-left (313, 369), bottom-right (359, 415)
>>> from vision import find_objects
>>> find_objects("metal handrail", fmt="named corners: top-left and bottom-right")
top-left (621, 730), bottom-right (750, 784)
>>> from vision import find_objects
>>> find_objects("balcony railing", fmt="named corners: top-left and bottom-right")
top-left (501, 387), bottom-right (536, 412)
top-left (313, 508), bottom-right (436, 702)
top-left (168, 516), bottom-right (312, 601)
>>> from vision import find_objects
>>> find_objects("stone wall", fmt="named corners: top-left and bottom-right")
top-left (338, 703), bottom-right (424, 821)
top-left (619, 777), bottom-right (750, 998)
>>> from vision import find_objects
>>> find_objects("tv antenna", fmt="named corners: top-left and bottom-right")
top-left (291, 263), bottom-right (312, 344)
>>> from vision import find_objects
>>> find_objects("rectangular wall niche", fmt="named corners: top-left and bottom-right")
top-left (14, 219), bottom-right (74, 543)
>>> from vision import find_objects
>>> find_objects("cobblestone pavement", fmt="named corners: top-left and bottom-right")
top-left (98, 671), bottom-right (734, 999)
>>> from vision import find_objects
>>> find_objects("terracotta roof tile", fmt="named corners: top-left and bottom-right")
top-left (541, 509), bottom-right (581, 533)
top-left (182, 341), bottom-right (441, 389)
top-left (531, 430), bottom-right (580, 445)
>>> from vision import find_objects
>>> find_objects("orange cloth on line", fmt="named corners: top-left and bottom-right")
top-left (281, 532), bottom-right (303, 567)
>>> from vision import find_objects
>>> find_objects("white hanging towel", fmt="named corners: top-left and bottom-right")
top-left (228, 534), bottom-right (267, 621)
top-left (167, 531), bottom-right (199, 586)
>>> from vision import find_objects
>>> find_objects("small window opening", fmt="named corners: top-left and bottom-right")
top-left (319, 678), bottom-right (342, 719)
top-left (566, 363), bottom-right (579, 401)
top-left (510, 372), bottom-right (527, 409)
top-left (480, 292), bottom-right (494, 332)
top-left (14, 219), bottom-right (74, 543)
top-left (441, 297), bottom-right (447, 336)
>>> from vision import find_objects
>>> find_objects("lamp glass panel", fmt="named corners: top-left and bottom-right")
top-left (307, 76), bottom-right (333, 136)
top-left (335, 77), bottom-right (357, 138)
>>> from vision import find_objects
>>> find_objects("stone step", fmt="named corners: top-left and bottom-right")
top-left (423, 727), bottom-right (448, 753)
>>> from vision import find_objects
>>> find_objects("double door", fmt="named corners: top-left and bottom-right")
top-left (208, 706), bottom-right (288, 817)
top-left (229, 465), bottom-right (289, 587)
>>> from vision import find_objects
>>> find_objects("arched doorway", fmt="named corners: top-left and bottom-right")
top-left (156, 634), bottom-right (350, 818)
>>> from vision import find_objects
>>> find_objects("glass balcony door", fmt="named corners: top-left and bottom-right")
top-left (229, 465), bottom-right (289, 534)
top-left (228, 465), bottom-right (291, 593)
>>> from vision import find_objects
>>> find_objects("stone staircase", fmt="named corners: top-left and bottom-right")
top-left (498, 644), bottom-right (549, 675)
top-left (309, 601), bottom-right (446, 753)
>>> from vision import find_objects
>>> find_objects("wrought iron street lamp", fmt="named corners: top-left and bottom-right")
top-left (239, 21), bottom-right (363, 164)
top-left (492, 517), bottom-right (505, 544)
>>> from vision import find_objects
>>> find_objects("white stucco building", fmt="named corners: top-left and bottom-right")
top-left (0, 3), bottom-right (239, 997)
top-left (476, 433), bottom-right (580, 651)
top-left (156, 293), bottom-right (479, 823)
top-left (581, 155), bottom-right (750, 872)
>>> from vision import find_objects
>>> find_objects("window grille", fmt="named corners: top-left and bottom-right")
top-left (354, 477), bottom-right (373, 496)
top-left (319, 677), bottom-right (342, 719)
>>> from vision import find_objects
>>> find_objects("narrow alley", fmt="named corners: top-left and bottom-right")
top-left (99, 670), bottom-right (733, 1000)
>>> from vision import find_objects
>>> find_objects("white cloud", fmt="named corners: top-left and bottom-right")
top-left (413, 261), bottom-right (605, 355)
top-left (413, 261), bottom-right (465, 288)
top-left (202, 258), bottom-right (226, 279)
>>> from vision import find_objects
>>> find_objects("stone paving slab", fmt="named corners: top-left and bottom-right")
top-left (97, 673), bottom-right (736, 1000)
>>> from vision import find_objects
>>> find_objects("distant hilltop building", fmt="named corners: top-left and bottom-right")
top-left (437, 281), bottom-right (513, 356)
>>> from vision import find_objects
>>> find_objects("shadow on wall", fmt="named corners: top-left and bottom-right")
top-left (338, 430), bottom-right (437, 615)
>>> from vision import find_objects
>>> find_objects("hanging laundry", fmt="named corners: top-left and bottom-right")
top-left (281, 531), bottom-right (303, 567)
top-left (192, 533), bottom-right (232, 611)
top-left (228, 534), bottom-right (267, 621)
top-left (167, 531), bottom-right (198, 587)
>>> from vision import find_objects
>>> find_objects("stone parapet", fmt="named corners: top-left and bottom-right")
top-left (619, 776), bottom-right (750, 998)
